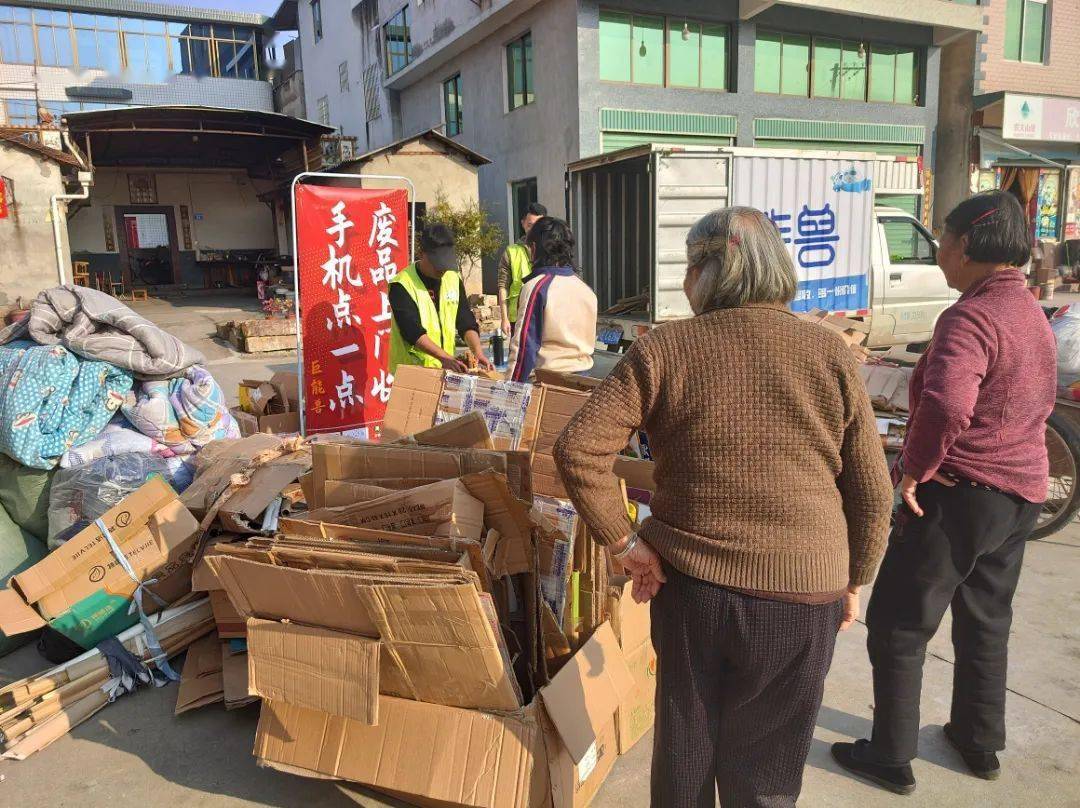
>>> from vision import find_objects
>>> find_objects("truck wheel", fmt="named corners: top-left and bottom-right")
top-left (1031, 411), bottom-right (1080, 541)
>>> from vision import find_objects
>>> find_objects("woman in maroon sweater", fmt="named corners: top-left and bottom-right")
top-left (833, 191), bottom-right (1057, 793)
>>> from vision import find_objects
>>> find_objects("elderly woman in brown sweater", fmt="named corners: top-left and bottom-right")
top-left (553, 206), bottom-right (893, 808)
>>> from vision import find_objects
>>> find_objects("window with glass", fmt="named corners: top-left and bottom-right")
top-left (311, 0), bottom-right (323, 43)
top-left (1005, 0), bottom-right (1047, 63)
top-left (868, 45), bottom-right (918, 104)
top-left (754, 29), bottom-right (809, 95)
top-left (317, 95), bottom-right (329, 126)
top-left (33, 9), bottom-right (73, 67)
top-left (0, 6), bottom-right (34, 64)
top-left (443, 73), bottom-right (462, 136)
top-left (600, 11), bottom-right (728, 90)
top-left (881, 218), bottom-right (936, 264)
top-left (812, 38), bottom-right (866, 101)
top-left (511, 178), bottom-right (538, 236)
top-left (756, 29), bottom-right (919, 104)
top-left (383, 6), bottom-right (411, 76)
top-left (72, 14), bottom-right (121, 72)
top-left (339, 61), bottom-right (349, 92)
top-left (0, 6), bottom-right (259, 80)
top-left (506, 32), bottom-right (533, 110)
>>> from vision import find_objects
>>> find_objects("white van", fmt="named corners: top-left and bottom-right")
top-left (566, 145), bottom-right (955, 348)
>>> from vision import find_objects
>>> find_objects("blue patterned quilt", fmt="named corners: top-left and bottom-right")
top-left (0, 341), bottom-right (133, 469)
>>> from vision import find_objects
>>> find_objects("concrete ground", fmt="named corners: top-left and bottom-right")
top-left (0, 292), bottom-right (1077, 806)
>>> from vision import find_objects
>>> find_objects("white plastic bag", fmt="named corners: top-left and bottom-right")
top-left (1051, 307), bottom-right (1080, 376)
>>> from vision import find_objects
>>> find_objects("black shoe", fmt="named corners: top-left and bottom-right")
top-left (831, 740), bottom-right (916, 795)
top-left (943, 723), bottom-right (1001, 780)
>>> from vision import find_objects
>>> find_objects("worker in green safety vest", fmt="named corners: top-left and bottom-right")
top-left (498, 202), bottom-right (548, 337)
top-left (388, 222), bottom-right (494, 374)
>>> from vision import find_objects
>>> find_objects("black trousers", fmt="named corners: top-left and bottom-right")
top-left (650, 567), bottom-right (842, 808)
top-left (866, 481), bottom-right (1040, 764)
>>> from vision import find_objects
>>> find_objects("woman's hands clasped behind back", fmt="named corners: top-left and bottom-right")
top-left (611, 534), bottom-right (667, 603)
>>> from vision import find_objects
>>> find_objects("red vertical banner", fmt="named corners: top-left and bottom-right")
top-left (294, 184), bottom-right (409, 436)
top-left (0, 179), bottom-right (8, 219)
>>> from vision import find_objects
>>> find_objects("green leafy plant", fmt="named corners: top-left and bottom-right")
top-left (424, 189), bottom-right (505, 270)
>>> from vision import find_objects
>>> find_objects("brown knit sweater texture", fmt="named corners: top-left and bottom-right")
top-left (553, 306), bottom-right (894, 593)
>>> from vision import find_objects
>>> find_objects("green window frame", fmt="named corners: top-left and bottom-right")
top-left (868, 45), bottom-right (918, 104)
top-left (754, 30), bottom-right (809, 96)
top-left (443, 73), bottom-right (462, 137)
top-left (600, 10), bottom-right (729, 90)
top-left (757, 28), bottom-right (919, 105)
top-left (383, 5), bottom-right (412, 76)
top-left (506, 32), bottom-right (534, 111)
top-left (812, 37), bottom-right (866, 100)
top-left (1005, 0), bottom-right (1047, 63)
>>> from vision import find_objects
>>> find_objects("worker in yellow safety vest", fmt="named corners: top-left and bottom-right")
top-left (388, 222), bottom-right (494, 374)
top-left (499, 202), bottom-right (548, 337)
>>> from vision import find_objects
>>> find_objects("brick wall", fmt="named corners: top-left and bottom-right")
top-left (978, 0), bottom-right (1080, 96)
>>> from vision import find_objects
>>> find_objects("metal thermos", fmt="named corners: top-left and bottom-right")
top-left (490, 333), bottom-right (505, 366)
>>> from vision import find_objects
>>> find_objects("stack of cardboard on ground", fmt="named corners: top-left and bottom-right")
top-left (796, 309), bottom-right (872, 362)
top-left (469, 293), bottom-right (502, 335)
top-left (230, 372), bottom-right (301, 437)
top-left (197, 366), bottom-right (659, 806)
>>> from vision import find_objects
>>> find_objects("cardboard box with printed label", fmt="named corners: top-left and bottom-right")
top-left (0, 477), bottom-right (199, 648)
top-left (382, 366), bottom-right (541, 451)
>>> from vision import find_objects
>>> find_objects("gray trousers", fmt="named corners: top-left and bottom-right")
top-left (650, 567), bottom-right (842, 808)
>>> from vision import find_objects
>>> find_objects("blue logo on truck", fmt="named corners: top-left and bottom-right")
top-left (832, 166), bottom-right (872, 193)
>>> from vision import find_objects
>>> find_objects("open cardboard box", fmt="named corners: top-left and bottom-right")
top-left (0, 477), bottom-right (199, 648)
top-left (307, 477), bottom-right (486, 540)
top-left (234, 372), bottom-right (302, 436)
top-left (253, 621), bottom-right (634, 808)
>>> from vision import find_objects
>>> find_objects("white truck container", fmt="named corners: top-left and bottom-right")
top-left (566, 145), bottom-right (955, 348)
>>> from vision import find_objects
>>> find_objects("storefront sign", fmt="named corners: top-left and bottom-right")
top-left (1066, 167), bottom-right (1080, 240)
top-left (294, 184), bottom-right (409, 436)
top-left (1002, 93), bottom-right (1080, 143)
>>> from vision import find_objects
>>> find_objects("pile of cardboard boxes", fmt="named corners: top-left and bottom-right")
top-left (0, 364), bottom-right (659, 804)
top-left (183, 365), bottom-right (659, 807)
top-left (469, 293), bottom-right (503, 335)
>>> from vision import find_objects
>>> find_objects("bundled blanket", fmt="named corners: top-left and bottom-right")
top-left (0, 285), bottom-right (204, 380)
top-left (122, 365), bottom-right (239, 452)
top-left (59, 417), bottom-right (185, 468)
top-left (0, 341), bottom-right (132, 469)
